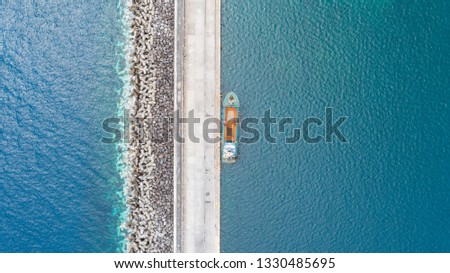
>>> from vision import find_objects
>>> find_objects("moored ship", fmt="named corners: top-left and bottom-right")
top-left (222, 92), bottom-right (239, 163)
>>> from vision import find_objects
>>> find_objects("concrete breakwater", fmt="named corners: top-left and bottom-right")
top-left (126, 0), bottom-right (174, 253)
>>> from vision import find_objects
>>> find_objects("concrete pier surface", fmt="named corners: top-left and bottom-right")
top-left (174, 0), bottom-right (221, 252)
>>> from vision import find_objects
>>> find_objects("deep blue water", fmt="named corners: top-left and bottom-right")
top-left (221, 0), bottom-right (450, 252)
top-left (0, 1), bottom-right (127, 252)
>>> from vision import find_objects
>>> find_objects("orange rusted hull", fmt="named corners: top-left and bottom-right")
top-left (224, 107), bottom-right (237, 142)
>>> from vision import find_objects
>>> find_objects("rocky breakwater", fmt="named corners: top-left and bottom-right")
top-left (126, 0), bottom-right (174, 253)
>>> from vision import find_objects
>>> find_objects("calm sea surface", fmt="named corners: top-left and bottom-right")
top-left (221, 0), bottom-right (450, 252)
top-left (0, 1), bottom-right (127, 252)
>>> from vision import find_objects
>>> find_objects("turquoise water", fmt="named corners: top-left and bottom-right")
top-left (221, 0), bottom-right (450, 252)
top-left (0, 1), bottom-right (128, 252)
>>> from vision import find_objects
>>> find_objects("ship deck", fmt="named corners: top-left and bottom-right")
top-left (224, 107), bottom-right (237, 142)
